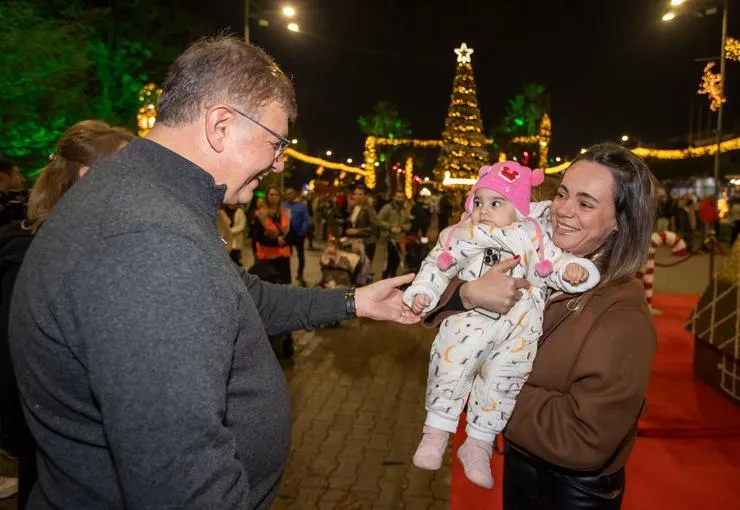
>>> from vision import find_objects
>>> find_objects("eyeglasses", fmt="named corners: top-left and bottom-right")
top-left (232, 107), bottom-right (291, 160)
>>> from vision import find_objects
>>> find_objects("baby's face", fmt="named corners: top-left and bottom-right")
top-left (470, 189), bottom-right (518, 227)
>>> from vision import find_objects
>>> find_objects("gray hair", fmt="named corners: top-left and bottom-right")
top-left (156, 35), bottom-right (297, 126)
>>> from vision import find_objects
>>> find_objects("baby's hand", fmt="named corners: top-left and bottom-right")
top-left (563, 263), bottom-right (589, 285)
top-left (411, 294), bottom-right (431, 314)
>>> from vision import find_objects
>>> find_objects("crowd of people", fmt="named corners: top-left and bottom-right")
top-left (0, 33), bottom-right (738, 510)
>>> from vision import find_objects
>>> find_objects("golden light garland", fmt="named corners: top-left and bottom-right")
top-left (726, 37), bottom-right (740, 62)
top-left (698, 62), bottom-right (725, 112)
top-left (404, 157), bottom-right (414, 198)
top-left (284, 147), bottom-right (367, 175)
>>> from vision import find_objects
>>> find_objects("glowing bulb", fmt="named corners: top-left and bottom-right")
top-left (670, 0), bottom-right (684, 5)
top-left (424, 177), bottom-right (429, 182)
top-left (621, 135), bottom-right (629, 142)
top-left (282, 5), bottom-right (296, 17)
top-left (346, 158), bottom-right (353, 164)
top-left (325, 150), bottom-right (333, 156)
top-left (662, 12), bottom-right (676, 22)
top-left (291, 138), bottom-right (298, 144)
top-left (287, 22), bottom-right (300, 32)
top-left (374, 162), bottom-right (380, 167)
top-left (555, 157), bottom-right (562, 162)
top-left (580, 148), bottom-right (587, 154)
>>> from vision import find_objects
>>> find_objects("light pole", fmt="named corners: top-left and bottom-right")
top-left (710, 0), bottom-right (729, 278)
top-left (662, 0), bottom-right (729, 278)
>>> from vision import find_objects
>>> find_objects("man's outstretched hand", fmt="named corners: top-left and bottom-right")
top-left (355, 273), bottom-right (421, 325)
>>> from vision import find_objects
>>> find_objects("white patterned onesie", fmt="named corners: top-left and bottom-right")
top-left (403, 201), bottom-right (600, 443)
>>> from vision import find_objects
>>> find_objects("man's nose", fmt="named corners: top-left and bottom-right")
top-left (272, 155), bottom-right (285, 173)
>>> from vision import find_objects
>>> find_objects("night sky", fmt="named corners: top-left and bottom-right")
top-left (180, 0), bottom-right (739, 176)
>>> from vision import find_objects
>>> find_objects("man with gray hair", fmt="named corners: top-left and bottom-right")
top-left (9, 35), bottom-right (418, 509)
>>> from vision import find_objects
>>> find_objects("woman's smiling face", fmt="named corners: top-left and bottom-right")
top-left (551, 160), bottom-right (618, 258)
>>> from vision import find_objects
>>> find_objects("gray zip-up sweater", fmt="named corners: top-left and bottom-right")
top-left (9, 138), bottom-right (348, 509)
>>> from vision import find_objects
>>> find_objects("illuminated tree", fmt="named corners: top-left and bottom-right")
top-left (0, 0), bottom-right (90, 173)
top-left (434, 43), bottom-right (489, 182)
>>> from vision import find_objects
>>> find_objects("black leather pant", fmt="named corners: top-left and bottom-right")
top-left (503, 445), bottom-right (625, 510)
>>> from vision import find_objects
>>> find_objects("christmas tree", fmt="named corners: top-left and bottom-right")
top-left (434, 43), bottom-right (489, 183)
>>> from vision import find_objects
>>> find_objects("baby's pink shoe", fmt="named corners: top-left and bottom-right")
top-left (412, 426), bottom-right (449, 471)
top-left (457, 437), bottom-right (494, 489)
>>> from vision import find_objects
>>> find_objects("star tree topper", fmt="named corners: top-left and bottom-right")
top-left (454, 42), bottom-right (474, 63)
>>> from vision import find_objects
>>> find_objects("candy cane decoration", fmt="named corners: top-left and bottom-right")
top-left (637, 231), bottom-right (688, 309)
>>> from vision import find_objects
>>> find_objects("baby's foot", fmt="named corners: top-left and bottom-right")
top-left (457, 437), bottom-right (494, 489)
top-left (412, 426), bottom-right (449, 470)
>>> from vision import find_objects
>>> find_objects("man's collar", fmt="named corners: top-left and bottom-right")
top-left (128, 138), bottom-right (226, 215)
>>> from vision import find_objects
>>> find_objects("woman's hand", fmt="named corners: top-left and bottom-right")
top-left (460, 257), bottom-right (530, 314)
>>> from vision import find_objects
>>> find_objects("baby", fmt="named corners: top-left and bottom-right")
top-left (403, 161), bottom-right (600, 489)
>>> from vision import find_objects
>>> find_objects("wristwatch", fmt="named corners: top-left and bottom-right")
top-left (344, 287), bottom-right (357, 319)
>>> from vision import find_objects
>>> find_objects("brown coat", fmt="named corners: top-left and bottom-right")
top-left (428, 277), bottom-right (656, 474)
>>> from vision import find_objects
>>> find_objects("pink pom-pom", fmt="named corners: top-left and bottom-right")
top-left (535, 259), bottom-right (553, 277)
top-left (437, 251), bottom-right (456, 270)
top-left (530, 169), bottom-right (545, 187)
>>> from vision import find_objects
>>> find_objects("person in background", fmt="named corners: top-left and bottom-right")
top-left (731, 197), bottom-right (740, 246)
top-left (345, 185), bottom-right (378, 265)
top-left (437, 191), bottom-right (453, 231)
top-left (377, 190), bottom-right (411, 278)
top-left (0, 120), bottom-right (133, 508)
top-left (246, 196), bottom-right (267, 256)
top-left (284, 187), bottom-right (308, 285)
top-left (655, 191), bottom-right (676, 232)
top-left (699, 195), bottom-right (719, 249)
top-left (220, 204), bottom-right (247, 265)
top-left (409, 193), bottom-right (431, 238)
top-left (676, 198), bottom-right (697, 252)
top-left (253, 185), bottom-right (292, 284)
top-left (0, 159), bottom-right (26, 227)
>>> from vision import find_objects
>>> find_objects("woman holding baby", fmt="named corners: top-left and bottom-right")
top-left (418, 142), bottom-right (658, 510)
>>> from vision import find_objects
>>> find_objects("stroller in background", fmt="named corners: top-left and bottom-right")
top-left (319, 237), bottom-right (373, 289)
top-left (397, 233), bottom-right (429, 275)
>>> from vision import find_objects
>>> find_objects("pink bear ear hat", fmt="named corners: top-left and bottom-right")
top-left (438, 162), bottom-right (552, 277)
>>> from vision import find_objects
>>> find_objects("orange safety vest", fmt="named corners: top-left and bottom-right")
top-left (255, 208), bottom-right (291, 260)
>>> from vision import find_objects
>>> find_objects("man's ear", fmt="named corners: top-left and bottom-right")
top-left (204, 106), bottom-right (235, 153)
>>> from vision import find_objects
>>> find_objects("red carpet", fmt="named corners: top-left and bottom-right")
top-left (451, 294), bottom-right (740, 510)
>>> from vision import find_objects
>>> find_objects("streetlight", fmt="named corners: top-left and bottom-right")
top-left (346, 158), bottom-right (353, 164)
top-left (671, 0), bottom-right (686, 5)
top-left (621, 134), bottom-right (630, 142)
top-left (662, 11), bottom-right (677, 21)
top-left (555, 156), bottom-right (562, 162)
top-left (325, 150), bottom-right (333, 157)
top-left (245, 2), bottom-right (299, 42)
top-left (291, 138), bottom-right (298, 144)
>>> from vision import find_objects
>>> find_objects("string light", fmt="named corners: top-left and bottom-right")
top-left (284, 147), bottom-right (367, 175)
top-left (725, 37), bottom-right (740, 62)
top-left (137, 83), bottom-right (162, 137)
top-left (698, 62), bottom-right (725, 112)
top-left (404, 158), bottom-right (414, 198)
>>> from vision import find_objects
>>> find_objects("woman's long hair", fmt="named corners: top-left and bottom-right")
top-left (25, 120), bottom-right (133, 232)
top-left (566, 143), bottom-right (658, 311)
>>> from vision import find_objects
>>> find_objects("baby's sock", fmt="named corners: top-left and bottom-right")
top-left (412, 425), bottom-right (450, 471)
top-left (457, 437), bottom-right (494, 489)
